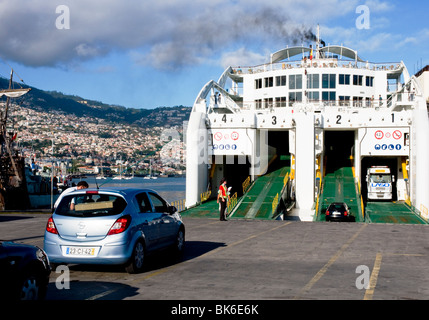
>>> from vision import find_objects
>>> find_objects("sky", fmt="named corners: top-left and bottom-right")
top-left (0, 0), bottom-right (428, 110)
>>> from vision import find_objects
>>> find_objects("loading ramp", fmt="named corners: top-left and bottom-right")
top-left (231, 166), bottom-right (290, 220)
top-left (315, 165), bottom-right (364, 222)
top-left (180, 198), bottom-right (221, 219)
top-left (365, 202), bottom-right (428, 224)
top-left (181, 165), bottom-right (291, 220)
top-left (315, 162), bottom-right (427, 224)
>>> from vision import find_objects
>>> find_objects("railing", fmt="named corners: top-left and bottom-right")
top-left (272, 193), bottom-right (279, 216)
top-left (210, 98), bottom-right (403, 113)
top-left (231, 59), bottom-right (402, 75)
top-left (356, 179), bottom-right (365, 221)
top-left (242, 176), bottom-right (251, 194)
top-left (272, 172), bottom-right (291, 217)
top-left (283, 172), bottom-right (289, 187)
top-left (172, 189), bottom-right (212, 213)
top-left (227, 192), bottom-right (238, 215)
top-left (386, 78), bottom-right (418, 108)
top-left (171, 199), bottom-right (186, 212)
top-left (200, 190), bottom-right (211, 203)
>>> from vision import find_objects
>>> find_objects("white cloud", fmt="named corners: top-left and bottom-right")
top-left (75, 43), bottom-right (103, 58)
top-left (364, 0), bottom-right (394, 12)
top-left (0, 0), bottom-right (397, 70)
top-left (219, 48), bottom-right (268, 68)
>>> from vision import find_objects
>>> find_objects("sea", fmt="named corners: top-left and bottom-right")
top-left (83, 176), bottom-right (186, 204)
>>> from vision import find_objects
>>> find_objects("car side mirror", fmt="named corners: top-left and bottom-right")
top-left (169, 206), bottom-right (177, 214)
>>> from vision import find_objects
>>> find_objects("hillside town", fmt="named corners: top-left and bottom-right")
top-left (8, 103), bottom-right (189, 178)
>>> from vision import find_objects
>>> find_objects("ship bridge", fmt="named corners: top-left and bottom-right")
top-left (184, 38), bottom-right (429, 224)
top-left (271, 45), bottom-right (364, 64)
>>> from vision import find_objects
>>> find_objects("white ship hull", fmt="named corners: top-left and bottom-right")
top-left (185, 34), bottom-right (429, 222)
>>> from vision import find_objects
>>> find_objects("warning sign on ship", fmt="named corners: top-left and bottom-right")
top-left (393, 130), bottom-right (402, 140)
top-left (375, 130), bottom-right (384, 139)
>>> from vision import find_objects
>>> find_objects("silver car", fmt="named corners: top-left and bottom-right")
top-left (44, 187), bottom-right (185, 273)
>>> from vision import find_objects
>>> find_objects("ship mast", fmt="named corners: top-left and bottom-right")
top-left (4, 69), bottom-right (13, 125)
top-left (0, 70), bottom-right (31, 183)
top-left (316, 24), bottom-right (320, 59)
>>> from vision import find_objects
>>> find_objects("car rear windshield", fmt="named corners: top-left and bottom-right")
top-left (56, 193), bottom-right (127, 217)
top-left (329, 204), bottom-right (345, 210)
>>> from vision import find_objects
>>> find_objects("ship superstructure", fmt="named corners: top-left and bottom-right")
top-left (185, 29), bottom-right (429, 222)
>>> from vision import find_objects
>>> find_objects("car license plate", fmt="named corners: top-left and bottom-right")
top-left (64, 246), bottom-right (96, 256)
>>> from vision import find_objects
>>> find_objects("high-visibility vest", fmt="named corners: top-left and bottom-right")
top-left (218, 185), bottom-right (227, 199)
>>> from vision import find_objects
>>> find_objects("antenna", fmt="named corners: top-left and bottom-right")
top-left (316, 24), bottom-right (320, 59)
top-left (316, 24), bottom-right (320, 47)
top-left (95, 176), bottom-right (99, 190)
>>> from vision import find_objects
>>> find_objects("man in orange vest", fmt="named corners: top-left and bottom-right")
top-left (217, 178), bottom-right (228, 221)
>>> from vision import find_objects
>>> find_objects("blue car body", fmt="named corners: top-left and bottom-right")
top-left (44, 187), bottom-right (185, 273)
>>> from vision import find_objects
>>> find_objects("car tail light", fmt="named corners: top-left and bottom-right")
top-left (344, 212), bottom-right (348, 216)
top-left (46, 216), bottom-right (58, 234)
top-left (108, 215), bottom-right (131, 235)
top-left (325, 210), bottom-right (330, 216)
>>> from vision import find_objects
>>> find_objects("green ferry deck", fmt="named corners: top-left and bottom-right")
top-left (181, 159), bottom-right (427, 225)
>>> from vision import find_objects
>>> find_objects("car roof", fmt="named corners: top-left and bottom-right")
top-left (65, 187), bottom-right (158, 197)
top-left (0, 240), bottom-right (39, 251)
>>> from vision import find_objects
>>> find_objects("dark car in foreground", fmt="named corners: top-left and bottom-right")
top-left (44, 187), bottom-right (185, 273)
top-left (0, 241), bottom-right (51, 300)
top-left (325, 202), bottom-right (352, 222)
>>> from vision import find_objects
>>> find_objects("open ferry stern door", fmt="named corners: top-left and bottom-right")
top-left (358, 127), bottom-right (411, 203)
top-left (323, 130), bottom-right (355, 174)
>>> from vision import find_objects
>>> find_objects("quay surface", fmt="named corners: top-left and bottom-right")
top-left (0, 212), bottom-right (427, 303)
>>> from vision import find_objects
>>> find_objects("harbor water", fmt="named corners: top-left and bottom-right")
top-left (84, 176), bottom-right (186, 205)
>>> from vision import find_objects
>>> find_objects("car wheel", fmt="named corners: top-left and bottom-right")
top-left (174, 228), bottom-right (185, 256)
top-left (125, 240), bottom-right (145, 274)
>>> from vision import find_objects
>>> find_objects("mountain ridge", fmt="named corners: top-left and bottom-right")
top-left (0, 76), bottom-right (191, 127)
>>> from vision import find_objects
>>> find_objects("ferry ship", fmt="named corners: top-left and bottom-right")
top-left (184, 28), bottom-right (429, 223)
